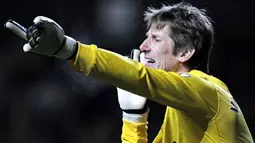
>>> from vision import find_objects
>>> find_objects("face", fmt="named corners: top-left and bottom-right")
top-left (139, 23), bottom-right (179, 71)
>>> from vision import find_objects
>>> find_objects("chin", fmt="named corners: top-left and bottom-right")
top-left (144, 63), bottom-right (157, 69)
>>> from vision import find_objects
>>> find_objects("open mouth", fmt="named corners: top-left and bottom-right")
top-left (140, 53), bottom-right (155, 64)
top-left (146, 58), bottom-right (155, 63)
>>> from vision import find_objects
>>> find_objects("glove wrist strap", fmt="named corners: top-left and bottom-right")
top-left (122, 108), bottom-right (149, 123)
top-left (54, 36), bottom-right (77, 60)
top-left (122, 103), bottom-right (148, 115)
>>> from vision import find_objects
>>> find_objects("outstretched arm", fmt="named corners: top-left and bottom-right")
top-left (70, 43), bottom-right (217, 117)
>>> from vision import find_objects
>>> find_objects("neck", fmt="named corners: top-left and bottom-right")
top-left (176, 63), bottom-right (191, 72)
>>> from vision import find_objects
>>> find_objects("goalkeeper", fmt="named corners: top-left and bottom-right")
top-left (5, 2), bottom-right (253, 143)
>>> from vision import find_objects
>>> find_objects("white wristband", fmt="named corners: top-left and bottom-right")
top-left (122, 109), bottom-right (149, 123)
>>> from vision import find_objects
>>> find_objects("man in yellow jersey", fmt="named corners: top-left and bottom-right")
top-left (5, 2), bottom-right (253, 143)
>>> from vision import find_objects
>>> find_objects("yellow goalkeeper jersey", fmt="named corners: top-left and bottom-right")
top-left (70, 43), bottom-right (253, 143)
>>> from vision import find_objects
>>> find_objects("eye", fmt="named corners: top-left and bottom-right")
top-left (153, 38), bottom-right (161, 42)
top-left (156, 38), bottom-right (161, 42)
top-left (153, 36), bottom-right (161, 42)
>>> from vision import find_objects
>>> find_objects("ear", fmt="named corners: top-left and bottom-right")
top-left (177, 48), bottom-right (195, 63)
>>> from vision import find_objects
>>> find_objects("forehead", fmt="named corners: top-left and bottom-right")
top-left (147, 22), bottom-right (171, 36)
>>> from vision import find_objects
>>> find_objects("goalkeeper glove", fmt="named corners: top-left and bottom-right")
top-left (4, 16), bottom-right (77, 60)
top-left (117, 49), bottom-right (149, 123)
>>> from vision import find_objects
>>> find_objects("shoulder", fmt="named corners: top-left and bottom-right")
top-left (190, 70), bottom-right (229, 91)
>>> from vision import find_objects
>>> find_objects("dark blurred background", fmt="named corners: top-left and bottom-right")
top-left (0, 0), bottom-right (254, 142)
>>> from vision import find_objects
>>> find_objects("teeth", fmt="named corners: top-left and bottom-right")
top-left (148, 59), bottom-right (155, 63)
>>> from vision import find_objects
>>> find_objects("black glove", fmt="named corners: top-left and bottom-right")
top-left (5, 16), bottom-right (77, 59)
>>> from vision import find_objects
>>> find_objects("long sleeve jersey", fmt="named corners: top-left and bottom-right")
top-left (70, 43), bottom-right (253, 143)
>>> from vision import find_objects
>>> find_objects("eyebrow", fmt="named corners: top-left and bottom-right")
top-left (146, 32), bottom-right (160, 38)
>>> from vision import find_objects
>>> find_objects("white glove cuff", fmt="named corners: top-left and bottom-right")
top-left (54, 36), bottom-right (77, 60)
top-left (122, 109), bottom-right (149, 123)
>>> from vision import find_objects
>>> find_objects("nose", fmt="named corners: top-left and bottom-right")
top-left (139, 39), bottom-right (151, 53)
